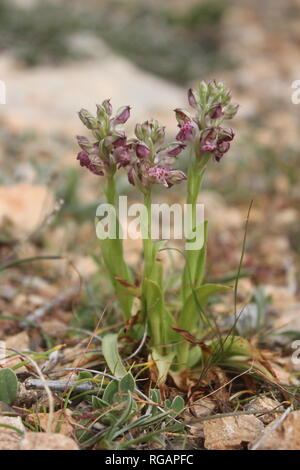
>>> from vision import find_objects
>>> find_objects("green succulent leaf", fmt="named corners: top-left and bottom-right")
top-left (0, 368), bottom-right (18, 404)
top-left (102, 333), bottom-right (127, 379)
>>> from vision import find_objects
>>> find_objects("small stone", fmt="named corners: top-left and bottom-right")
top-left (19, 432), bottom-right (79, 450)
top-left (245, 396), bottom-right (283, 424)
top-left (0, 416), bottom-right (25, 450)
top-left (252, 410), bottom-right (300, 450)
top-left (203, 414), bottom-right (264, 450)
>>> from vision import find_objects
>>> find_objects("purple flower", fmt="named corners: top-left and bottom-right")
top-left (136, 143), bottom-right (150, 159)
top-left (88, 163), bottom-right (104, 176)
top-left (77, 150), bottom-right (90, 168)
top-left (112, 133), bottom-right (127, 148)
top-left (148, 165), bottom-right (186, 187)
top-left (114, 146), bottom-right (132, 168)
top-left (200, 130), bottom-right (217, 153)
top-left (218, 128), bottom-right (235, 142)
top-left (176, 122), bottom-right (195, 142)
top-left (164, 142), bottom-right (186, 157)
top-left (76, 135), bottom-right (94, 152)
top-left (77, 150), bottom-right (104, 175)
top-left (113, 106), bottom-right (131, 125)
top-left (148, 166), bottom-right (171, 187)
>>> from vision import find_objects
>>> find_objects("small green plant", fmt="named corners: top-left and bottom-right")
top-left (75, 80), bottom-right (272, 385)
top-left (75, 368), bottom-right (184, 449)
top-left (0, 368), bottom-right (18, 404)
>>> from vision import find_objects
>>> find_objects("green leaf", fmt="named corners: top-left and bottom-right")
top-left (92, 395), bottom-right (109, 410)
top-left (152, 348), bottom-right (175, 384)
top-left (78, 371), bottom-right (93, 380)
top-left (119, 372), bottom-right (135, 393)
top-left (97, 234), bottom-right (133, 321)
top-left (103, 380), bottom-right (119, 404)
top-left (170, 395), bottom-right (185, 414)
top-left (180, 283), bottom-right (232, 331)
top-left (107, 393), bottom-right (134, 440)
top-left (211, 335), bottom-right (252, 357)
top-left (0, 368), bottom-right (18, 404)
top-left (102, 333), bottom-right (127, 379)
top-left (182, 221), bottom-right (208, 301)
top-left (176, 283), bottom-right (231, 369)
top-left (149, 389), bottom-right (160, 403)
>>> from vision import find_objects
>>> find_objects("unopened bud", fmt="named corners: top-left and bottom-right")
top-left (78, 109), bottom-right (98, 130)
top-left (114, 106), bottom-right (131, 125)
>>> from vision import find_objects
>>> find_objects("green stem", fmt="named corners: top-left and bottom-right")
top-left (99, 174), bottom-right (133, 321)
top-left (182, 148), bottom-right (208, 302)
top-left (177, 148), bottom-right (210, 368)
top-left (141, 190), bottom-right (162, 350)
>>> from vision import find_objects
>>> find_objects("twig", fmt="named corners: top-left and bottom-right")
top-left (23, 285), bottom-right (79, 325)
top-left (25, 378), bottom-right (97, 393)
top-left (250, 406), bottom-right (292, 450)
top-left (189, 407), bottom-right (286, 425)
top-left (0, 255), bottom-right (62, 273)
top-left (125, 324), bottom-right (148, 360)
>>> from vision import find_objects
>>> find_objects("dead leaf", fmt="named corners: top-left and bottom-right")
top-left (171, 326), bottom-right (212, 354)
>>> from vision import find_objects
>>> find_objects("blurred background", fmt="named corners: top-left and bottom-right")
top-left (0, 0), bottom-right (299, 338)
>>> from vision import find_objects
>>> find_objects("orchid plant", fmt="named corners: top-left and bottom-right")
top-left (75, 81), bottom-right (270, 384)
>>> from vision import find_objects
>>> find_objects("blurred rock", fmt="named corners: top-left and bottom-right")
top-left (0, 183), bottom-right (54, 235)
top-left (203, 414), bottom-right (263, 450)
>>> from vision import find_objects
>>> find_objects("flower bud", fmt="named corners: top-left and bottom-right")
top-left (78, 109), bottom-right (98, 130)
top-left (223, 103), bottom-right (239, 119)
top-left (199, 81), bottom-right (208, 104)
top-left (166, 169), bottom-right (187, 186)
top-left (174, 108), bottom-right (192, 126)
top-left (113, 105), bottom-right (131, 125)
top-left (136, 142), bottom-right (150, 159)
top-left (102, 99), bottom-right (113, 116)
top-left (209, 103), bottom-right (223, 120)
top-left (135, 123), bottom-right (144, 140)
top-left (127, 167), bottom-right (135, 186)
top-left (188, 88), bottom-right (198, 109)
top-left (141, 120), bottom-right (152, 137)
top-left (152, 125), bottom-right (166, 145)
